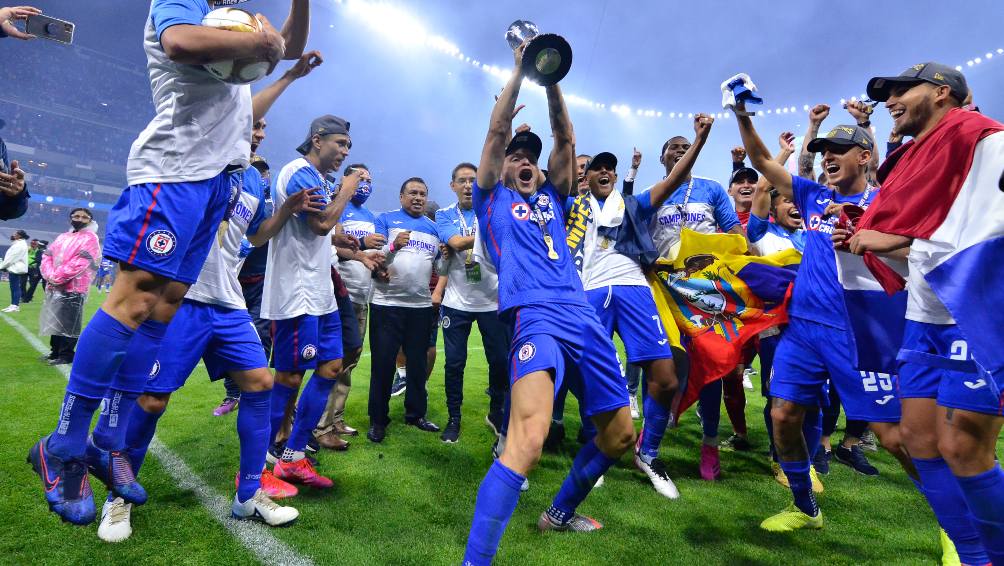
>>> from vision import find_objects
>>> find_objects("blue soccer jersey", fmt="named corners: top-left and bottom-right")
top-left (747, 213), bottom-right (806, 256)
top-left (337, 201), bottom-right (378, 304)
top-left (788, 176), bottom-right (878, 329)
top-left (473, 180), bottom-right (586, 316)
top-left (647, 176), bottom-right (741, 258)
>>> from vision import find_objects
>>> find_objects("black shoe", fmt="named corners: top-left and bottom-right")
top-left (834, 444), bottom-right (879, 476)
top-left (543, 420), bottom-right (565, 452)
top-left (720, 433), bottom-right (751, 452)
top-left (48, 357), bottom-right (73, 366)
top-left (367, 425), bottom-right (386, 443)
top-left (440, 418), bottom-right (461, 443)
top-left (405, 418), bottom-right (440, 433)
top-left (390, 374), bottom-right (407, 397)
top-left (485, 412), bottom-right (503, 437)
top-left (305, 436), bottom-right (319, 454)
top-left (813, 448), bottom-right (832, 475)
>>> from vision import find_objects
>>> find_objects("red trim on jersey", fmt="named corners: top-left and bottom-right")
top-left (128, 184), bottom-right (162, 263)
top-left (292, 318), bottom-right (300, 369)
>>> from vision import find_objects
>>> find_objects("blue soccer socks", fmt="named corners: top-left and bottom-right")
top-left (463, 461), bottom-right (525, 566)
top-left (913, 457), bottom-right (988, 565)
top-left (236, 389), bottom-right (271, 502)
top-left (955, 464), bottom-right (1004, 564)
top-left (780, 460), bottom-right (818, 517)
top-left (286, 375), bottom-right (335, 454)
top-left (548, 439), bottom-right (617, 524)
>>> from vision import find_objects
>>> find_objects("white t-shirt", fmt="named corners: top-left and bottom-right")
top-left (336, 202), bottom-right (377, 305)
top-left (370, 209), bottom-right (440, 308)
top-left (583, 240), bottom-right (648, 290)
top-left (261, 158), bottom-right (339, 320)
top-left (187, 167), bottom-right (268, 309)
top-left (647, 176), bottom-right (741, 259)
top-left (127, 0), bottom-right (251, 185)
top-left (436, 203), bottom-right (498, 312)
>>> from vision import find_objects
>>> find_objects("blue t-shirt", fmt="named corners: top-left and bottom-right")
top-left (340, 202), bottom-right (378, 241)
top-left (436, 204), bottom-right (478, 243)
top-left (238, 167), bottom-right (273, 278)
top-left (372, 208), bottom-right (441, 307)
top-left (747, 213), bottom-right (806, 255)
top-left (473, 180), bottom-right (586, 316)
top-left (788, 176), bottom-right (878, 329)
top-left (647, 176), bottom-right (741, 258)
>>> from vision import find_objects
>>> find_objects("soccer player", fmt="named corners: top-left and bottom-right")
top-left (261, 114), bottom-right (356, 488)
top-left (366, 177), bottom-right (443, 442)
top-left (436, 162), bottom-right (510, 443)
top-left (648, 129), bottom-right (744, 480)
top-left (844, 63), bottom-right (1002, 565)
top-left (313, 163), bottom-right (384, 446)
top-left (27, 0), bottom-right (301, 525)
top-left (732, 98), bottom-right (910, 532)
top-left (570, 113), bottom-right (713, 500)
top-left (462, 42), bottom-right (635, 565)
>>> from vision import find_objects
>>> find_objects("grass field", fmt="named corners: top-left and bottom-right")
top-left (2, 292), bottom-right (993, 565)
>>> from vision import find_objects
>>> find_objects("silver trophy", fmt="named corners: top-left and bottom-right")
top-left (504, 20), bottom-right (572, 86)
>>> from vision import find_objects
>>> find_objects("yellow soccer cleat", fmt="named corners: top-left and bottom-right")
top-left (809, 466), bottom-right (824, 494)
top-left (760, 505), bottom-right (823, 532)
top-left (940, 529), bottom-right (961, 566)
top-left (771, 461), bottom-right (790, 488)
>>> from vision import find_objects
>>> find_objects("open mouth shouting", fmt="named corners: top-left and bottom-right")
top-left (518, 167), bottom-right (534, 183)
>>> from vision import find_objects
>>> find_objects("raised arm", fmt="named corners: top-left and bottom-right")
top-left (648, 114), bottom-right (714, 206)
top-left (734, 101), bottom-right (793, 199)
top-left (252, 50), bottom-right (323, 122)
top-left (306, 171), bottom-right (361, 236)
top-left (278, 0), bottom-right (309, 59)
top-left (797, 104), bottom-right (828, 180)
top-left (622, 147), bottom-right (641, 195)
top-left (545, 84), bottom-right (576, 196)
top-left (477, 44), bottom-right (526, 190)
top-left (776, 131), bottom-right (796, 166)
top-left (844, 101), bottom-right (879, 185)
top-left (750, 176), bottom-right (772, 220)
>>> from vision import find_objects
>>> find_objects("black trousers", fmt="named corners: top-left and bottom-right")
top-left (441, 306), bottom-right (510, 420)
top-left (23, 268), bottom-right (43, 302)
top-left (368, 304), bottom-right (436, 426)
top-left (49, 335), bottom-right (77, 361)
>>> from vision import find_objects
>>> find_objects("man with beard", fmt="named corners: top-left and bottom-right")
top-left (840, 62), bottom-right (1002, 565)
top-left (366, 177), bottom-right (442, 442)
top-left (462, 42), bottom-right (634, 565)
top-left (436, 162), bottom-right (510, 443)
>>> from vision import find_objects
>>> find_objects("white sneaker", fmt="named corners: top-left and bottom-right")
top-left (629, 395), bottom-right (640, 420)
top-left (594, 475), bottom-right (605, 488)
top-left (521, 478), bottom-right (530, 492)
top-left (634, 452), bottom-right (680, 499)
top-left (742, 370), bottom-right (754, 391)
top-left (98, 497), bottom-right (133, 543)
top-left (2, 304), bottom-right (19, 313)
top-left (231, 489), bottom-right (298, 527)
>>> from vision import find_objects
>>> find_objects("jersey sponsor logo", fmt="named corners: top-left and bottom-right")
top-left (301, 344), bottom-right (318, 361)
top-left (517, 341), bottom-right (536, 362)
top-left (807, 214), bottom-right (836, 234)
top-left (511, 202), bottom-right (530, 221)
top-left (441, 315), bottom-right (451, 329)
top-left (146, 230), bottom-right (177, 256)
top-left (657, 338), bottom-right (669, 345)
top-left (149, 360), bottom-right (161, 377)
top-left (816, 195), bottom-right (832, 205)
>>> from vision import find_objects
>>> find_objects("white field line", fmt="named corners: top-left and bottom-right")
top-left (2, 313), bottom-right (314, 566)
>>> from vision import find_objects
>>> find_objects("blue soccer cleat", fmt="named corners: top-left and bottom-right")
top-left (27, 435), bottom-right (97, 525)
top-left (85, 437), bottom-right (148, 505)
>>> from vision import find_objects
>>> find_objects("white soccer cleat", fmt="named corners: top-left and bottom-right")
top-left (594, 475), bottom-right (605, 488)
top-left (231, 489), bottom-right (298, 527)
top-left (2, 304), bottom-right (19, 313)
top-left (629, 395), bottom-right (640, 420)
top-left (634, 452), bottom-right (680, 499)
top-left (742, 369), bottom-right (755, 391)
top-left (98, 497), bottom-right (133, 543)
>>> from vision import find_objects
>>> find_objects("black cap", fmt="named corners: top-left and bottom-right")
top-left (249, 154), bottom-right (269, 172)
top-left (296, 115), bottom-right (351, 155)
top-left (807, 124), bottom-right (874, 153)
top-left (585, 151), bottom-right (617, 172)
top-left (13, 229), bottom-right (28, 240)
top-left (505, 131), bottom-right (542, 161)
top-left (729, 167), bottom-right (759, 185)
top-left (867, 62), bottom-right (968, 103)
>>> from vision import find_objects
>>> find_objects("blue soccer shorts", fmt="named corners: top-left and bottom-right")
top-left (103, 170), bottom-right (234, 285)
top-left (509, 302), bottom-right (629, 418)
top-left (144, 300), bottom-right (268, 394)
top-left (770, 316), bottom-right (900, 422)
top-left (270, 311), bottom-right (343, 372)
top-left (898, 321), bottom-right (1004, 416)
top-left (586, 284), bottom-right (673, 364)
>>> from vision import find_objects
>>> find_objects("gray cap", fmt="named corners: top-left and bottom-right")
top-left (296, 115), bottom-right (351, 155)
top-left (867, 62), bottom-right (968, 103)
top-left (807, 124), bottom-right (874, 153)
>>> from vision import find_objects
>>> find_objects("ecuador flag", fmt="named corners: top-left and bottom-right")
top-left (648, 228), bottom-right (801, 416)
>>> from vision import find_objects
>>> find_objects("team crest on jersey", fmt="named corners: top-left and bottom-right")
top-left (537, 194), bottom-right (551, 208)
top-left (517, 341), bottom-right (536, 362)
top-left (441, 315), bottom-right (451, 329)
top-left (511, 202), bottom-right (531, 221)
top-left (146, 230), bottom-right (176, 256)
top-left (301, 344), bottom-right (318, 361)
top-left (149, 360), bottom-right (161, 377)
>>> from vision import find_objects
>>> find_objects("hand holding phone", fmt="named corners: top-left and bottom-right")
top-left (25, 13), bottom-right (74, 44)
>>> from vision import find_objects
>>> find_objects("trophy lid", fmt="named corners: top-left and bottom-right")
top-left (505, 20), bottom-right (539, 50)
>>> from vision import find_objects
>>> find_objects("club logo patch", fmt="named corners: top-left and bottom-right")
top-left (146, 230), bottom-right (177, 256)
top-left (537, 194), bottom-right (550, 208)
top-left (517, 341), bottom-right (536, 362)
top-left (441, 315), bottom-right (451, 329)
top-left (149, 360), bottom-right (161, 377)
top-left (301, 344), bottom-right (318, 360)
top-left (511, 203), bottom-right (530, 221)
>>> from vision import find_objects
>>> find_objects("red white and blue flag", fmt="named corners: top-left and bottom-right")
top-left (848, 108), bottom-right (1004, 379)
